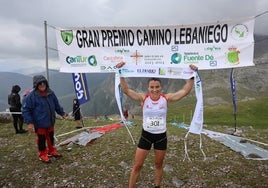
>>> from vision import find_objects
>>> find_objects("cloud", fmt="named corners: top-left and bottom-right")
top-left (0, 18), bottom-right (43, 59)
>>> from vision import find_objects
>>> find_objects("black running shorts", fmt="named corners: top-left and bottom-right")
top-left (137, 129), bottom-right (167, 150)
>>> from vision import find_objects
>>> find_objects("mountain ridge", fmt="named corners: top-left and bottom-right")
top-left (1, 63), bottom-right (267, 117)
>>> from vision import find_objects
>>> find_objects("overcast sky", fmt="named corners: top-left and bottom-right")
top-left (0, 0), bottom-right (267, 74)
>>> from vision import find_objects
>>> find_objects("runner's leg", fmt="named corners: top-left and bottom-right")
top-left (129, 148), bottom-right (149, 188)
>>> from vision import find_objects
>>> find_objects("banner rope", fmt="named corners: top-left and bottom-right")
top-left (118, 83), bottom-right (135, 145)
top-left (183, 70), bottom-right (206, 161)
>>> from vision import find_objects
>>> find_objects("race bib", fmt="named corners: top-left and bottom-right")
top-left (145, 117), bottom-right (164, 130)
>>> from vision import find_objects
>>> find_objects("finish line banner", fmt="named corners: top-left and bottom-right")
top-left (117, 65), bottom-right (195, 79)
top-left (55, 17), bottom-right (255, 73)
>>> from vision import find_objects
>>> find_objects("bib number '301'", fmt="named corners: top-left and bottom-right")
top-left (146, 117), bottom-right (164, 130)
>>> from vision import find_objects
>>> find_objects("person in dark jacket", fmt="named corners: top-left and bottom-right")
top-left (8, 85), bottom-right (27, 134)
top-left (22, 75), bottom-right (67, 163)
top-left (72, 98), bottom-right (82, 129)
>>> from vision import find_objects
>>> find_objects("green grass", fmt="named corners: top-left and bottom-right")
top-left (204, 98), bottom-right (268, 128)
top-left (168, 97), bottom-right (268, 128)
top-left (0, 98), bottom-right (268, 187)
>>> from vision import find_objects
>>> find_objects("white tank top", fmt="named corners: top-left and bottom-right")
top-left (142, 94), bottom-right (168, 134)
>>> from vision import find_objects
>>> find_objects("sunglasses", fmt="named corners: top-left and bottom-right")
top-left (38, 81), bottom-right (47, 86)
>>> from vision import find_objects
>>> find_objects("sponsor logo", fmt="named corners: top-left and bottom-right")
top-left (100, 65), bottom-right (117, 72)
top-left (118, 68), bottom-right (135, 74)
top-left (130, 50), bottom-right (143, 65)
top-left (171, 53), bottom-right (182, 64)
top-left (88, 55), bottom-right (97, 66)
top-left (209, 60), bottom-right (218, 67)
top-left (159, 68), bottom-right (166, 75)
top-left (167, 68), bottom-right (183, 76)
top-left (171, 45), bottom-right (179, 51)
top-left (137, 69), bottom-right (157, 74)
top-left (103, 56), bottom-right (124, 63)
top-left (115, 48), bottom-right (130, 54)
top-left (66, 55), bottom-right (97, 66)
top-left (73, 73), bottom-right (87, 100)
top-left (183, 52), bottom-right (214, 64)
top-left (204, 46), bottom-right (221, 52)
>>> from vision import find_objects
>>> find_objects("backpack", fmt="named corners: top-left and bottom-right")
top-left (8, 93), bottom-right (22, 109)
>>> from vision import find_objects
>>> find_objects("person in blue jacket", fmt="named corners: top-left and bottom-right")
top-left (23, 75), bottom-right (67, 163)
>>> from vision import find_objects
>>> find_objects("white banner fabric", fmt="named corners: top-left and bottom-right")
top-left (115, 65), bottom-right (203, 134)
top-left (189, 72), bottom-right (203, 134)
top-left (55, 18), bottom-right (255, 73)
top-left (115, 72), bottom-right (124, 119)
top-left (117, 65), bottom-right (195, 79)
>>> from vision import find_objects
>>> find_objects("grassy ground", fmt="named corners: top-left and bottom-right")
top-left (168, 97), bottom-right (268, 128)
top-left (1, 98), bottom-right (268, 187)
top-left (0, 116), bottom-right (268, 188)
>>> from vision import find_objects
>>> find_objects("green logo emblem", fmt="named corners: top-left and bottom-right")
top-left (61, 30), bottom-right (73, 45)
top-left (171, 53), bottom-right (182, 64)
top-left (227, 47), bottom-right (240, 65)
top-left (231, 24), bottom-right (248, 40)
top-left (88, 55), bottom-right (97, 66)
top-left (159, 68), bottom-right (166, 75)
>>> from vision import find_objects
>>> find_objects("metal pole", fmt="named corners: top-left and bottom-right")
top-left (44, 20), bottom-right (49, 83)
top-left (234, 112), bottom-right (237, 132)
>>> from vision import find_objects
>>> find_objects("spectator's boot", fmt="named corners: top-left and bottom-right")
top-left (39, 150), bottom-right (51, 163)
